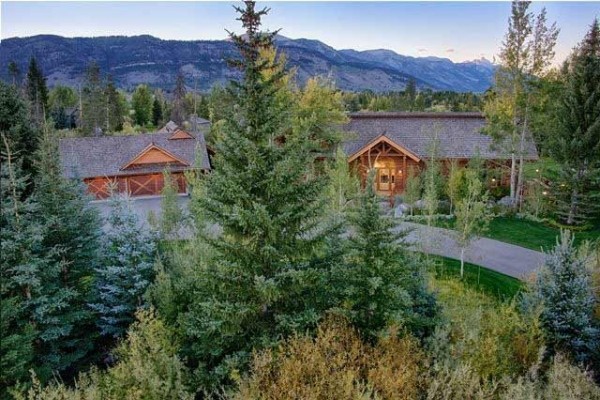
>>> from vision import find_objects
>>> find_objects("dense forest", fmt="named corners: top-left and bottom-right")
top-left (1, 1), bottom-right (599, 399)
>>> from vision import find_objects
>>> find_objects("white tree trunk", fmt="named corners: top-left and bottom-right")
top-left (460, 247), bottom-right (465, 278)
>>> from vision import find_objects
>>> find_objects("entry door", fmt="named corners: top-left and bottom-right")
top-left (377, 168), bottom-right (392, 191)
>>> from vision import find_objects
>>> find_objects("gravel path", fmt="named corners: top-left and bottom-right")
top-left (395, 222), bottom-right (546, 279)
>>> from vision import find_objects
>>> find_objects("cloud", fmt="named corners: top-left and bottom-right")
top-left (417, 48), bottom-right (427, 53)
top-left (446, 48), bottom-right (455, 53)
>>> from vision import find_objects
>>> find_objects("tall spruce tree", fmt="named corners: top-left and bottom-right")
top-left (152, 95), bottom-right (164, 127)
top-left (25, 57), bottom-right (48, 128)
top-left (32, 128), bottom-right (102, 376)
top-left (81, 62), bottom-right (105, 135)
top-left (90, 194), bottom-right (156, 340)
top-left (0, 81), bottom-right (40, 182)
top-left (180, 1), bottom-right (338, 387)
top-left (8, 61), bottom-right (20, 87)
top-left (170, 71), bottom-right (187, 125)
top-left (104, 75), bottom-right (125, 133)
top-left (547, 19), bottom-right (600, 225)
top-left (0, 137), bottom-right (41, 395)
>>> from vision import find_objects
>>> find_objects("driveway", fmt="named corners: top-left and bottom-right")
top-left (395, 222), bottom-right (545, 279)
top-left (92, 195), bottom-right (191, 229)
top-left (92, 197), bottom-right (545, 280)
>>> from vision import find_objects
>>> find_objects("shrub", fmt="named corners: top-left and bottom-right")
top-left (232, 316), bottom-right (424, 400)
top-left (430, 279), bottom-right (545, 379)
top-left (17, 308), bottom-right (194, 400)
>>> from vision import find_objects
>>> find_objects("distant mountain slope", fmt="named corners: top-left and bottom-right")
top-left (0, 35), bottom-right (496, 92)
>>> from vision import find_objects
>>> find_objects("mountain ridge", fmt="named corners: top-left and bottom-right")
top-left (0, 34), bottom-right (496, 93)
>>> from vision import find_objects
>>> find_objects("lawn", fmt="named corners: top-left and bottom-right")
top-left (422, 216), bottom-right (599, 252)
top-left (427, 255), bottom-right (524, 300)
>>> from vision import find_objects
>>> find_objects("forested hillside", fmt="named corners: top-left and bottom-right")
top-left (0, 34), bottom-right (496, 92)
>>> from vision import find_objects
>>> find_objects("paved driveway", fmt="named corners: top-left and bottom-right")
top-left (93, 197), bottom-right (545, 280)
top-left (395, 222), bottom-right (545, 279)
top-left (92, 195), bottom-right (191, 229)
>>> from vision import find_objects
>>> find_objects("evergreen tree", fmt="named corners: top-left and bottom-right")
top-left (90, 194), bottom-right (156, 339)
top-left (25, 57), bottom-right (48, 128)
top-left (180, 2), bottom-right (339, 386)
top-left (8, 61), bottom-right (20, 87)
top-left (48, 85), bottom-right (77, 130)
top-left (81, 62), bottom-right (105, 135)
top-left (170, 72), bottom-right (187, 125)
top-left (131, 84), bottom-right (153, 127)
top-left (32, 128), bottom-right (102, 376)
top-left (547, 19), bottom-right (600, 225)
top-left (335, 170), bottom-right (436, 340)
top-left (0, 81), bottom-right (40, 181)
top-left (531, 230), bottom-right (599, 364)
top-left (104, 75), bottom-right (125, 133)
top-left (405, 77), bottom-right (417, 109)
top-left (152, 95), bottom-right (164, 127)
top-left (0, 137), bottom-right (41, 395)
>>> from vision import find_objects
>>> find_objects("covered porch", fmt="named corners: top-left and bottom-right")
top-left (348, 135), bottom-right (422, 196)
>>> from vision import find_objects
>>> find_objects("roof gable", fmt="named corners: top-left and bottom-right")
top-left (121, 143), bottom-right (190, 170)
top-left (168, 129), bottom-right (195, 140)
top-left (348, 134), bottom-right (421, 163)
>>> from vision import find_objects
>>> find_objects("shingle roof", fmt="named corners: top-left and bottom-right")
top-left (341, 112), bottom-right (538, 160)
top-left (59, 126), bottom-right (211, 179)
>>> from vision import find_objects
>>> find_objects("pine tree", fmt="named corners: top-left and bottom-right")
top-left (547, 19), bottom-right (600, 225)
top-left (8, 61), bottom-right (20, 87)
top-left (25, 57), bottom-right (48, 128)
top-left (90, 194), bottom-right (156, 339)
top-left (336, 171), bottom-right (436, 339)
top-left (48, 86), bottom-right (77, 130)
top-left (532, 230), bottom-right (599, 364)
top-left (0, 137), bottom-right (41, 395)
top-left (32, 128), bottom-right (102, 376)
top-left (152, 95), bottom-right (164, 127)
top-left (105, 75), bottom-right (125, 133)
top-left (170, 72), bottom-right (187, 125)
top-left (0, 81), bottom-right (40, 182)
top-left (131, 84), bottom-right (153, 127)
top-left (81, 62), bottom-right (105, 135)
top-left (180, 2), bottom-right (339, 387)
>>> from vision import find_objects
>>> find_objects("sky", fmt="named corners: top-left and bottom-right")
top-left (1, 1), bottom-right (599, 63)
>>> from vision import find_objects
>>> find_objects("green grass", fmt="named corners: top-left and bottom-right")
top-left (427, 255), bottom-right (524, 300)
top-left (425, 216), bottom-right (599, 252)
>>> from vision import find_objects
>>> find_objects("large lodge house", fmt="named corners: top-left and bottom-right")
top-left (59, 112), bottom-right (538, 200)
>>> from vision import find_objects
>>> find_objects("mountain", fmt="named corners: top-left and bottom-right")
top-left (0, 34), bottom-right (496, 93)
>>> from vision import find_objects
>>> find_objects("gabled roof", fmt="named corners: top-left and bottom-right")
top-left (347, 134), bottom-right (421, 163)
top-left (157, 120), bottom-right (179, 134)
top-left (59, 124), bottom-right (211, 179)
top-left (121, 143), bottom-right (190, 170)
top-left (342, 112), bottom-right (538, 160)
top-left (168, 129), bottom-right (195, 140)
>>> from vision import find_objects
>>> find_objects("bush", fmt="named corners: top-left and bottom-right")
top-left (232, 316), bottom-right (424, 400)
top-left (17, 309), bottom-right (194, 400)
top-left (429, 279), bottom-right (545, 379)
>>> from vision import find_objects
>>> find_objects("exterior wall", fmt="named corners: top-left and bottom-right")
top-left (84, 172), bottom-right (187, 200)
